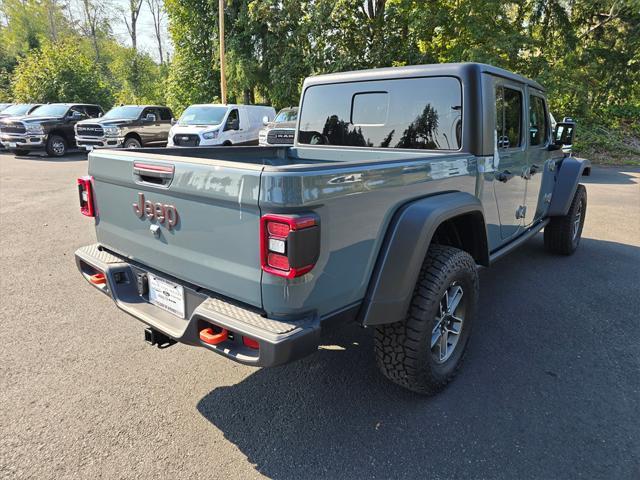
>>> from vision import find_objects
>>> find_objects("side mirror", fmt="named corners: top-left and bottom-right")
top-left (144, 113), bottom-right (157, 122)
top-left (262, 115), bottom-right (270, 126)
top-left (171, 118), bottom-right (177, 126)
top-left (551, 120), bottom-right (576, 152)
top-left (69, 111), bottom-right (83, 121)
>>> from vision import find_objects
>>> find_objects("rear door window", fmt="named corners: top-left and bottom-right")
top-left (529, 95), bottom-right (548, 146)
top-left (159, 108), bottom-right (172, 121)
top-left (495, 86), bottom-right (522, 149)
top-left (85, 105), bottom-right (102, 118)
top-left (298, 76), bottom-right (462, 150)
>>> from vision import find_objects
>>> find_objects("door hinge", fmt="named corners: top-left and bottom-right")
top-left (516, 205), bottom-right (527, 219)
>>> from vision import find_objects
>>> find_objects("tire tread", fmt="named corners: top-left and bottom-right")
top-left (374, 245), bottom-right (478, 395)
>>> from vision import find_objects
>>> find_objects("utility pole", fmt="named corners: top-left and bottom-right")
top-left (219, 0), bottom-right (227, 104)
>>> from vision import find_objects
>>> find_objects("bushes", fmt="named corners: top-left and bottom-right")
top-left (10, 39), bottom-right (168, 111)
top-left (574, 105), bottom-right (640, 165)
top-left (12, 40), bottom-right (113, 107)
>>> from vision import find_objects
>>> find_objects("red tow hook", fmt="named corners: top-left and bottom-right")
top-left (200, 327), bottom-right (228, 345)
top-left (89, 273), bottom-right (106, 285)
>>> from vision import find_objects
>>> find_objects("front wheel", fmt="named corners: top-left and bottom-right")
top-left (46, 134), bottom-right (67, 157)
top-left (124, 137), bottom-right (142, 149)
top-left (374, 245), bottom-right (479, 395)
top-left (544, 184), bottom-right (587, 255)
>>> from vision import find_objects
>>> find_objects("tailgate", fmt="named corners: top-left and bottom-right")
top-left (89, 150), bottom-right (264, 308)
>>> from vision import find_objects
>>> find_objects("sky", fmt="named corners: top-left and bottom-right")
top-left (110, 0), bottom-right (172, 63)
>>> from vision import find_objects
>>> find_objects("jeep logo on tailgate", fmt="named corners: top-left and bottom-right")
top-left (133, 192), bottom-right (179, 229)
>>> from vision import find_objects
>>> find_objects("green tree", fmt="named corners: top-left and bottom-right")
top-left (164, 0), bottom-right (220, 113)
top-left (11, 40), bottom-right (113, 107)
top-left (106, 44), bottom-right (167, 104)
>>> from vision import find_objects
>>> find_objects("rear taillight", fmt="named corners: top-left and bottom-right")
top-left (260, 214), bottom-right (320, 278)
top-left (77, 176), bottom-right (95, 217)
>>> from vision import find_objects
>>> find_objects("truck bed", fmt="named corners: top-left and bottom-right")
top-left (87, 145), bottom-right (477, 319)
top-left (115, 145), bottom-right (470, 170)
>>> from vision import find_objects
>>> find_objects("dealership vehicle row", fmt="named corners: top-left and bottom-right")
top-left (0, 102), bottom-right (297, 156)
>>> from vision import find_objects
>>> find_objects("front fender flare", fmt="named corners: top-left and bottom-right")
top-left (548, 157), bottom-right (591, 216)
top-left (359, 192), bottom-right (487, 326)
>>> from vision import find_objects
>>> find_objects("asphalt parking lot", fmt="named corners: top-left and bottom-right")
top-left (1, 150), bottom-right (638, 480)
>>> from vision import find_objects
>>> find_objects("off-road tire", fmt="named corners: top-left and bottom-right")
top-left (46, 134), bottom-right (67, 157)
top-left (124, 137), bottom-right (142, 149)
top-left (374, 245), bottom-right (479, 395)
top-left (544, 184), bottom-right (587, 255)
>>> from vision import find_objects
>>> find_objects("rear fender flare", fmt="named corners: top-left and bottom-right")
top-left (548, 157), bottom-right (591, 216)
top-left (359, 192), bottom-right (488, 326)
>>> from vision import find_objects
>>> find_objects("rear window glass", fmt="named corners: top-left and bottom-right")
top-left (351, 92), bottom-right (389, 125)
top-left (298, 77), bottom-right (462, 150)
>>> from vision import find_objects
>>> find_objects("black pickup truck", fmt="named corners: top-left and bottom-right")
top-left (0, 103), bottom-right (104, 157)
top-left (75, 105), bottom-right (174, 150)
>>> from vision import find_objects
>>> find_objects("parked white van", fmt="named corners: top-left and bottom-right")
top-left (167, 104), bottom-right (275, 147)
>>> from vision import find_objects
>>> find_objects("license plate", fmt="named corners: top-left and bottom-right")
top-left (148, 274), bottom-right (185, 318)
top-left (8, 142), bottom-right (16, 148)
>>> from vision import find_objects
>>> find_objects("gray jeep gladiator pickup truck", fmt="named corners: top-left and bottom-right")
top-left (75, 63), bottom-right (589, 394)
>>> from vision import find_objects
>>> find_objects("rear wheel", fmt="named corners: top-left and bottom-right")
top-left (544, 184), bottom-right (587, 255)
top-left (46, 134), bottom-right (67, 157)
top-left (374, 245), bottom-right (479, 395)
top-left (124, 137), bottom-right (142, 149)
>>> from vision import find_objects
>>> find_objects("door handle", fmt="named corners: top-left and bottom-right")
top-left (495, 170), bottom-right (512, 183)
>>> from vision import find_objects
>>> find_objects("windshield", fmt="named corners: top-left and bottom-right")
top-left (1, 104), bottom-right (32, 116)
top-left (30, 104), bottom-right (69, 117)
top-left (102, 106), bottom-right (144, 120)
top-left (275, 109), bottom-right (298, 123)
top-left (178, 106), bottom-right (228, 126)
top-left (0, 104), bottom-right (13, 112)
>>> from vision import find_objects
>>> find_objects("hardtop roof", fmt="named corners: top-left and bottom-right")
top-left (303, 62), bottom-right (544, 92)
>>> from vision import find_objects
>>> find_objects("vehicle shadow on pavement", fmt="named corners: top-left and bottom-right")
top-left (197, 236), bottom-right (639, 480)
top-left (12, 152), bottom-right (87, 162)
top-left (580, 166), bottom-right (639, 185)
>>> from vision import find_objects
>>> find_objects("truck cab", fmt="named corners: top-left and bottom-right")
top-left (0, 103), bottom-right (103, 157)
top-left (75, 63), bottom-right (587, 394)
top-left (75, 105), bottom-right (174, 150)
top-left (168, 104), bottom-right (276, 147)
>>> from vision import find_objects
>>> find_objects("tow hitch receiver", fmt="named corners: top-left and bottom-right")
top-left (200, 327), bottom-right (228, 345)
top-left (144, 327), bottom-right (176, 349)
top-left (89, 272), bottom-right (107, 285)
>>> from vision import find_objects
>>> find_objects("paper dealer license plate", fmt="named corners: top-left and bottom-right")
top-left (148, 274), bottom-right (185, 318)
